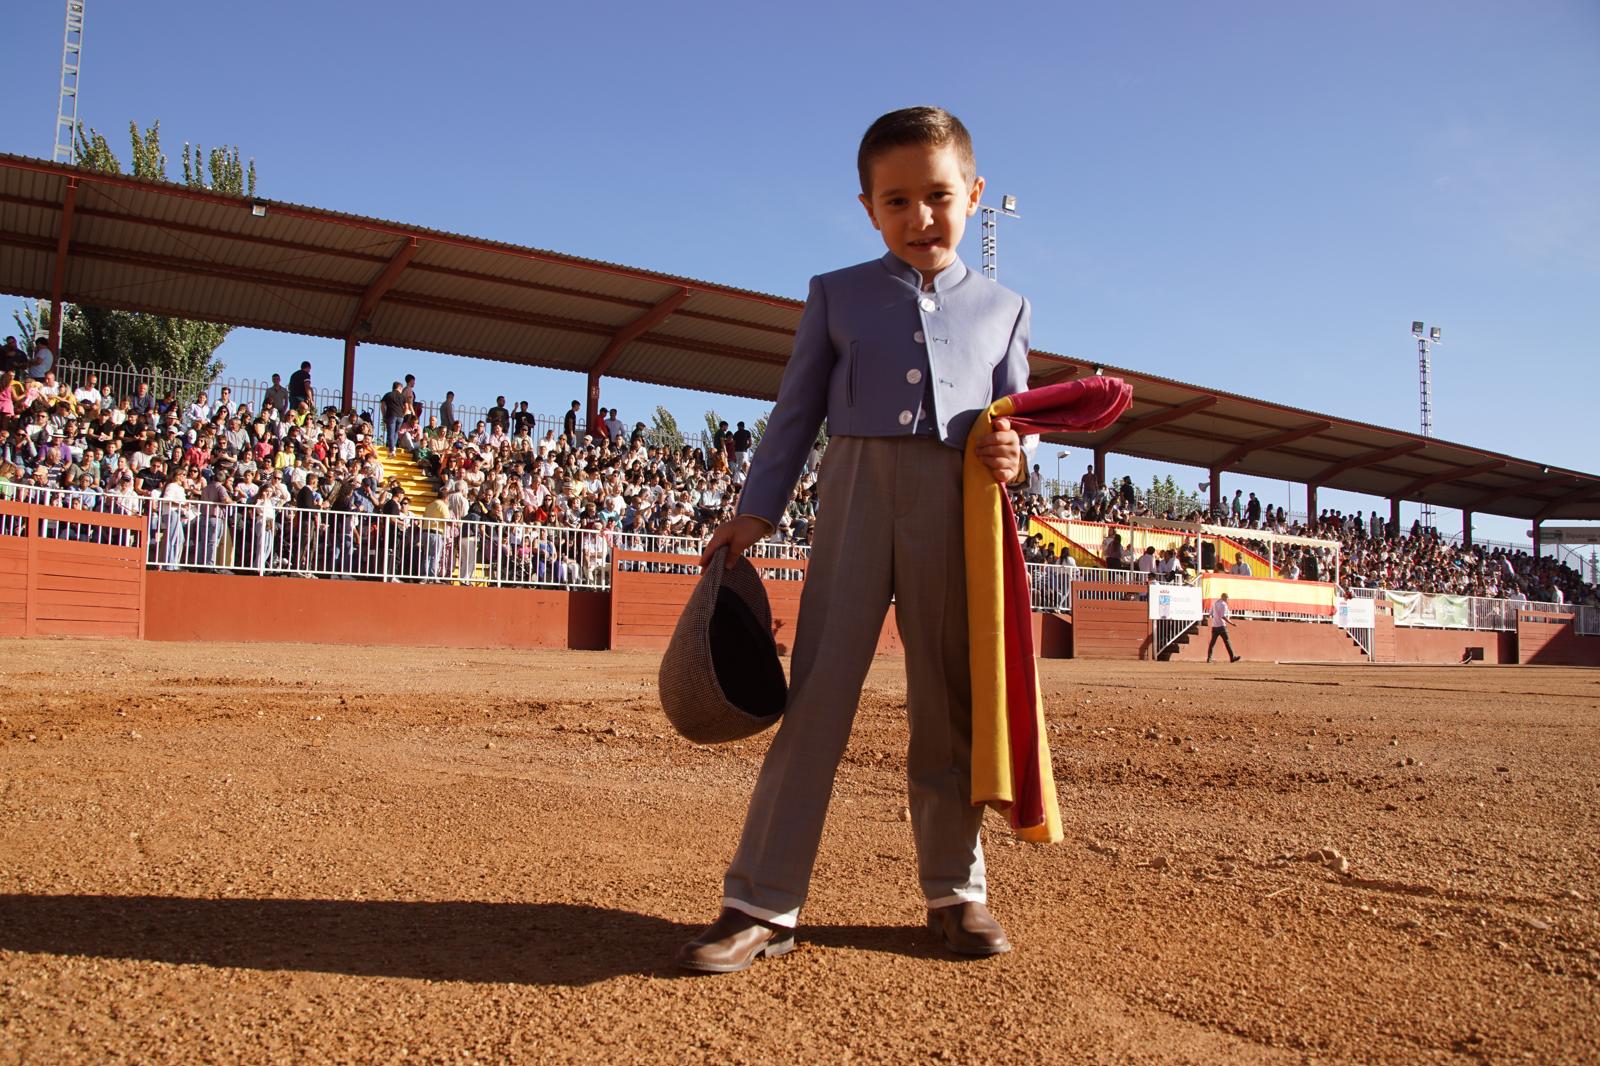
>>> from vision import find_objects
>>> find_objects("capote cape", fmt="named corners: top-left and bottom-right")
top-left (964, 376), bottom-right (1133, 842)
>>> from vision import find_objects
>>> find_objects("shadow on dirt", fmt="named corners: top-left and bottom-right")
top-left (0, 895), bottom-right (947, 984)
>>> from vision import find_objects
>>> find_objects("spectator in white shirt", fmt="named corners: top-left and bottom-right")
top-left (73, 375), bottom-right (103, 408)
top-left (1206, 593), bottom-right (1240, 663)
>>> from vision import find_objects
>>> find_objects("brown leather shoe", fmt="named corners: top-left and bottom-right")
top-left (676, 907), bottom-right (795, 973)
top-left (927, 901), bottom-right (1011, 956)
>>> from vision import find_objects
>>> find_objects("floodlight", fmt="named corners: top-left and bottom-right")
top-left (1092, 365), bottom-right (1103, 376)
top-left (1002, 195), bottom-right (1017, 213)
top-left (1429, 326), bottom-right (1441, 342)
top-left (1541, 466), bottom-right (1550, 474)
top-left (1411, 321), bottom-right (1424, 337)
top-left (1056, 450), bottom-right (1070, 459)
top-left (250, 200), bottom-right (268, 218)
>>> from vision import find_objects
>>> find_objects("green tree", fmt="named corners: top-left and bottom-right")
top-left (650, 405), bottom-right (685, 451)
top-left (1144, 474), bottom-right (1203, 517)
top-left (21, 121), bottom-right (259, 400)
top-left (751, 408), bottom-right (771, 449)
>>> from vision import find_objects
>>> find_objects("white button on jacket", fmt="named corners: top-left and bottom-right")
top-left (906, 369), bottom-right (923, 384)
top-left (919, 297), bottom-right (937, 313)
top-left (898, 410), bottom-right (914, 425)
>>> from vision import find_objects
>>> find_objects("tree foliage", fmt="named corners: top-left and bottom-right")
top-left (1145, 474), bottom-right (1203, 517)
top-left (20, 121), bottom-right (259, 398)
top-left (650, 405), bottom-right (685, 451)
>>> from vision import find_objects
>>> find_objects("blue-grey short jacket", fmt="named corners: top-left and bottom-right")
top-left (737, 252), bottom-right (1032, 525)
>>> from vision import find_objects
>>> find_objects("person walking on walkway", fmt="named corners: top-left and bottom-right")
top-left (1207, 592), bottom-right (1242, 662)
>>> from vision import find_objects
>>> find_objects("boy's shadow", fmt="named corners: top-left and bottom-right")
top-left (0, 895), bottom-right (943, 985)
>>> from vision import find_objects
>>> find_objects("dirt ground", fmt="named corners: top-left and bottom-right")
top-left (0, 639), bottom-right (1597, 1065)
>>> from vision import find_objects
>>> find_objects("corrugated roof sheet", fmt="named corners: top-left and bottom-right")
top-left (2, 152), bottom-right (1595, 521)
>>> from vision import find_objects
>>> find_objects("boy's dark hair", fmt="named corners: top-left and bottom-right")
top-left (857, 106), bottom-right (976, 196)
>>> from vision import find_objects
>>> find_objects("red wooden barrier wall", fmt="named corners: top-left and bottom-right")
top-left (0, 501), bottom-right (147, 640)
top-left (1069, 581), bottom-right (1150, 659)
top-left (1517, 610), bottom-right (1600, 665)
top-left (607, 550), bottom-right (906, 655)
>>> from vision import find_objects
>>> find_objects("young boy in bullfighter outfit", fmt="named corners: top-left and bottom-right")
top-left (679, 107), bottom-right (1034, 972)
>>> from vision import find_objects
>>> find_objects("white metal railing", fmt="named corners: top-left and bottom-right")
top-left (0, 484), bottom-right (612, 589)
top-left (0, 483), bottom-right (821, 591)
top-left (609, 530), bottom-right (810, 581)
top-left (1346, 587), bottom-right (1584, 633)
top-left (1024, 563), bottom-right (1156, 613)
top-left (50, 359), bottom-right (571, 442)
top-left (1152, 618), bottom-right (1199, 659)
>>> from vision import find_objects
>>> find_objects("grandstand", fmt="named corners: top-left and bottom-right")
top-left (1, 151), bottom-right (1597, 664)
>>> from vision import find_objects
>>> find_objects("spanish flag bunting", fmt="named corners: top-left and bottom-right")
top-left (964, 377), bottom-right (1133, 841)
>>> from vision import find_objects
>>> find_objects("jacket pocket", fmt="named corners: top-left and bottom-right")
top-left (847, 340), bottom-right (859, 407)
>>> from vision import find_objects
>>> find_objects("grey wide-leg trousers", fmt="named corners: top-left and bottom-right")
top-left (722, 435), bottom-right (986, 927)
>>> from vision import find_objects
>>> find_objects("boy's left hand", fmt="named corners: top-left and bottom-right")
top-left (975, 416), bottom-right (1022, 485)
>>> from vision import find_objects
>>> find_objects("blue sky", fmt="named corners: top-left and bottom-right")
top-left (4, 1), bottom-right (1597, 554)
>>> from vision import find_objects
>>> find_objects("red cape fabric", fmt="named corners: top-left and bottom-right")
top-left (967, 375), bottom-right (1132, 838)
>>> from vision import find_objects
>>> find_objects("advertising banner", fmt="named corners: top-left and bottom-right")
top-left (1337, 597), bottom-right (1376, 630)
top-left (1387, 590), bottom-right (1468, 628)
top-left (1149, 583), bottom-right (1203, 621)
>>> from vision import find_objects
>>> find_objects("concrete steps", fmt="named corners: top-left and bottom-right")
top-left (378, 449), bottom-right (439, 515)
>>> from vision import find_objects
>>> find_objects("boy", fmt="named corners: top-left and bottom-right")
top-left (679, 107), bottom-right (1032, 972)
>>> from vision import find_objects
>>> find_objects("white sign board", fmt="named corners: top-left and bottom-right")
top-left (1337, 597), bottom-right (1376, 630)
top-left (1149, 584), bottom-right (1204, 621)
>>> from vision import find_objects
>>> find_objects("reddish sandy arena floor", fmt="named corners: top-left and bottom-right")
top-left (0, 640), bottom-right (1597, 1064)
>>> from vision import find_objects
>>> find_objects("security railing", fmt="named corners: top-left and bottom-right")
top-left (606, 530), bottom-right (810, 581)
top-left (50, 359), bottom-right (568, 441)
top-left (1346, 587), bottom-right (1584, 633)
top-left (1024, 563), bottom-right (1154, 613)
top-left (0, 484), bottom-right (611, 589)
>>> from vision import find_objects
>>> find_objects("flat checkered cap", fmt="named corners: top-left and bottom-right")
top-left (658, 547), bottom-right (787, 744)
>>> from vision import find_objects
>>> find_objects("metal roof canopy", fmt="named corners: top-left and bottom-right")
top-left (2, 152), bottom-right (1596, 523)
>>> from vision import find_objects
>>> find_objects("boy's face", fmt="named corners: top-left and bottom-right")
top-left (859, 142), bottom-right (983, 281)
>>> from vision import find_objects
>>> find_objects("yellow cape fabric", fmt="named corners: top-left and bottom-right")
top-left (964, 395), bottom-right (1063, 843)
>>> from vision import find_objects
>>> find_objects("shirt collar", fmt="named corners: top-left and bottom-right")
top-left (880, 251), bottom-right (969, 293)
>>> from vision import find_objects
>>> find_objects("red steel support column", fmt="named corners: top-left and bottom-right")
top-left (1307, 483), bottom-right (1319, 523)
top-left (1462, 511), bottom-right (1473, 548)
top-left (1093, 448), bottom-right (1106, 491)
top-left (1389, 497), bottom-right (1401, 535)
top-left (1209, 468), bottom-right (1222, 517)
top-left (48, 179), bottom-right (79, 352)
top-left (586, 370), bottom-right (602, 434)
top-left (1532, 520), bottom-right (1542, 559)
top-left (342, 337), bottom-right (358, 414)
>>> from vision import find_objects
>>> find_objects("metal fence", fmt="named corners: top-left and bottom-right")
top-left (1025, 563), bottom-right (1153, 613)
top-left (51, 359), bottom-right (570, 440)
top-left (1347, 586), bottom-right (1581, 633)
top-left (0, 483), bottom-right (613, 589)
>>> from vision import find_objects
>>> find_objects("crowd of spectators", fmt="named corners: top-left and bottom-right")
top-left (1003, 461), bottom-right (1599, 604)
top-left (2, 341), bottom-right (1594, 605)
top-left (0, 348), bottom-right (819, 584)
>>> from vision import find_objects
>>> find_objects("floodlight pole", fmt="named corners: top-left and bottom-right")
top-left (39, 1), bottom-right (85, 346)
top-left (978, 198), bottom-right (1021, 281)
top-left (1412, 322), bottom-right (1442, 529)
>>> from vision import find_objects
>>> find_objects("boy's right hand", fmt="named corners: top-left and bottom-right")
top-left (700, 514), bottom-right (770, 570)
